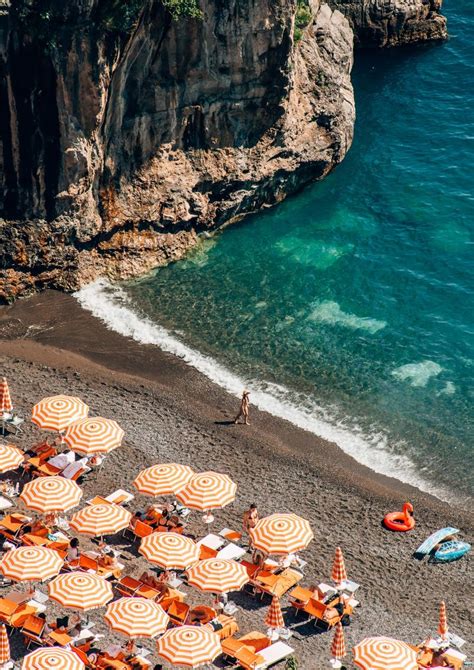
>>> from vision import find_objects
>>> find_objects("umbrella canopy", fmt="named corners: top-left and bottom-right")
top-left (438, 601), bottom-right (448, 640)
top-left (157, 626), bottom-right (221, 668)
top-left (0, 546), bottom-right (63, 582)
top-left (176, 471), bottom-right (237, 511)
top-left (69, 503), bottom-right (131, 537)
top-left (49, 571), bottom-right (113, 611)
top-left (139, 532), bottom-right (199, 570)
top-left (265, 596), bottom-right (285, 629)
top-left (104, 597), bottom-right (169, 638)
top-left (186, 558), bottom-right (248, 594)
top-left (0, 443), bottom-right (24, 473)
top-left (0, 378), bottom-right (13, 414)
top-left (22, 647), bottom-right (84, 670)
top-left (353, 637), bottom-right (418, 670)
top-left (250, 513), bottom-right (314, 555)
top-left (331, 547), bottom-right (347, 584)
top-left (64, 417), bottom-right (124, 456)
top-left (331, 622), bottom-right (346, 660)
top-left (32, 395), bottom-right (89, 433)
top-left (20, 477), bottom-right (83, 513)
top-left (0, 623), bottom-right (10, 665)
top-left (133, 463), bottom-right (194, 497)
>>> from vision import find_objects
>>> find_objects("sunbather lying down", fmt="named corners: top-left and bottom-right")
top-left (323, 600), bottom-right (344, 622)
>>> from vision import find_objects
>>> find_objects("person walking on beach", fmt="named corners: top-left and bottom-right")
top-left (243, 503), bottom-right (259, 546)
top-left (234, 390), bottom-right (250, 425)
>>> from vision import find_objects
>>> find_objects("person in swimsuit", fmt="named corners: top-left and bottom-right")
top-left (234, 390), bottom-right (250, 425)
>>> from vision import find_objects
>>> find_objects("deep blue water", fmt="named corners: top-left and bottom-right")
top-left (80, 1), bottom-right (473, 505)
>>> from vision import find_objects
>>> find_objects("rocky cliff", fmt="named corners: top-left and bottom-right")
top-left (327, 0), bottom-right (447, 47)
top-left (0, 0), bottom-right (355, 301)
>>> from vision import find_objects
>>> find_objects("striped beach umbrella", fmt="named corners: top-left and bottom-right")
top-left (438, 601), bottom-right (448, 640)
top-left (250, 513), bottom-right (314, 555)
top-left (20, 476), bottom-right (83, 513)
top-left (0, 443), bottom-right (24, 473)
top-left (353, 637), bottom-right (418, 670)
top-left (0, 623), bottom-right (10, 665)
top-left (176, 471), bottom-right (237, 511)
top-left (265, 596), bottom-right (285, 629)
top-left (133, 463), bottom-right (194, 497)
top-left (186, 558), bottom-right (248, 594)
top-left (105, 597), bottom-right (169, 638)
top-left (49, 572), bottom-right (113, 611)
top-left (331, 623), bottom-right (346, 660)
top-left (157, 626), bottom-right (221, 668)
top-left (32, 395), bottom-right (89, 433)
top-left (22, 647), bottom-right (84, 670)
top-left (69, 503), bottom-right (131, 537)
top-left (331, 547), bottom-right (347, 584)
top-left (139, 532), bottom-right (199, 570)
top-left (0, 546), bottom-right (63, 582)
top-left (64, 417), bottom-right (124, 455)
top-left (0, 378), bottom-right (13, 414)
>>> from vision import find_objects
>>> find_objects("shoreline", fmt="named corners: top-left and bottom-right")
top-left (0, 290), bottom-right (472, 667)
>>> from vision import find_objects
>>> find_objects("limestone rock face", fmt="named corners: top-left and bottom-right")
top-left (327, 0), bottom-right (447, 47)
top-left (0, 0), bottom-right (355, 301)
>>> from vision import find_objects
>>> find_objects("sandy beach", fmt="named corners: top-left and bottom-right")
top-left (0, 291), bottom-right (472, 669)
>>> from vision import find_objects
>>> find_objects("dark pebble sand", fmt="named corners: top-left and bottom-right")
top-left (0, 291), bottom-right (472, 669)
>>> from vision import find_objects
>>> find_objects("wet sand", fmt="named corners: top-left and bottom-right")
top-left (0, 291), bottom-right (472, 668)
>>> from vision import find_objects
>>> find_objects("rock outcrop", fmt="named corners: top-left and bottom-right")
top-left (327, 0), bottom-right (447, 47)
top-left (0, 0), bottom-right (355, 301)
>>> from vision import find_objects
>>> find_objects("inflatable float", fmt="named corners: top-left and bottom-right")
top-left (434, 540), bottom-right (471, 563)
top-left (414, 527), bottom-right (471, 563)
top-left (383, 502), bottom-right (415, 532)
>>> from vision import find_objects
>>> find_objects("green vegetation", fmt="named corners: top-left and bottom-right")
top-left (161, 0), bottom-right (203, 20)
top-left (96, 0), bottom-right (147, 35)
top-left (294, 0), bottom-right (312, 43)
top-left (285, 657), bottom-right (299, 670)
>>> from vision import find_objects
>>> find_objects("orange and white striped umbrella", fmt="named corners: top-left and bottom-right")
top-left (186, 558), bottom-right (248, 594)
top-left (265, 596), bottom-right (285, 629)
top-left (22, 647), bottom-right (85, 670)
top-left (250, 513), bottom-right (314, 555)
top-left (69, 503), bottom-right (131, 537)
top-left (353, 637), bottom-right (418, 670)
top-left (157, 626), bottom-right (221, 668)
top-left (0, 443), bottom-right (24, 473)
top-left (105, 597), bottom-right (169, 638)
top-left (0, 546), bottom-right (63, 582)
top-left (133, 463), bottom-right (194, 497)
top-left (32, 395), bottom-right (89, 433)
top-left (438, 601), bottom-right (448, 640)
top-left (139, 532), bottom-right (199, 570)
top-left (331, 622), bottom-right (346, 660)
top-left (20, 476), bottom-right (83, 513)
top-left (49, 572), bottom-right (113, 611)
top-left (332, 546), bottom-right (347, 584)
top-left (0, 623), bottom-right (10, 665)
top-left (0, 378), bottom-right (13, 414)
top-left (64, 417), bottom-right (124, 455)
top-left (176, 471), bottom-right (237, 511)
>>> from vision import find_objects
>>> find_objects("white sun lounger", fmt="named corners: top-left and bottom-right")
top-left (196, 533), bottom-right (225, 550)
top-left (217, 542), bottom-right (247, 561)
top-left (254, 641), bottom-right (295, 668)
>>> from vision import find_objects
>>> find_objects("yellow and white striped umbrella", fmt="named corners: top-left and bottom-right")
top-left (20, 476), bottom-right (83, 513)
top-left (186, 558), bottom-right (248, 594)
top-left (69, 503), bottom-right (131, 537)
top-left (176, 471), bottom-right (237, 511)
top-left (49, 572), bottom-right (113, 611)
top-left (353, 637), bottom-right (418, 670)
top-left (0, 443), bottom-right (24, 473)
top-left (32, 395), bottom-right (89, 433)
top-left (64, 417), bottom-right (124, 455)
top-left (104, 597), bottom-right (169, 638)
top-left (0, 378), bottom-right (13, 414)
top-left (250, 513), bottom-right (314, 555)
top-left (157, 626), bottom-right (221, 668)
top-left (0, 546), bottom-right (63, 582)
top-left (133, 463), bottom-right (194, 497)
top-left (0, 623), bottom-right (10, 665)
top-left (22, 647), bottom-right (85, 670)
top-left (139, 532), bottom-right (199, 570)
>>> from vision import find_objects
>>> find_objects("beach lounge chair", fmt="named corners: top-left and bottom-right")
top-left (130, 520), bottom-right (154, 541)
top-left (167, 600), bottom-right (190, 626)
top-left (115, 576), bottom-right (141, 598)
top-left (21, 615), bottom-right (46, 649)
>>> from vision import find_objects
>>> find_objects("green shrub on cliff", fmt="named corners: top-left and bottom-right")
top-left (294, 0), bottom-right (312, 43)
top-left (161, 0), bottom-right (203, 20)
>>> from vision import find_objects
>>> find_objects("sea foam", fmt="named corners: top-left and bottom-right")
top-left (75, 279), bottom-right (454, 503)
top-left (307, 301), bottom-right (387, 334)
top-left (392, 361), bottom-right (443, 388)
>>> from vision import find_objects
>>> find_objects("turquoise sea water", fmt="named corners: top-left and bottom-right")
top-left (78, 1), bottom-right (473, 505)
